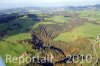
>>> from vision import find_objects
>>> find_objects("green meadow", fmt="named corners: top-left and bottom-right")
top-left (0, 9), bottom-right (100, 66)
top-left (54, 23), bottom-right (100, 42)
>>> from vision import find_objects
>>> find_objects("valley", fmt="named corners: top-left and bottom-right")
top-left (0, 6), bottom-right (100, 66)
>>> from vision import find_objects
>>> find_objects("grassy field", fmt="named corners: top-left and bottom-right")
top-left (0, 10), bottom-right (100, 66)
top-left (33, 21), bottom-right (56, 28)
top-left (76, 10), bottom-right (100, 21)
top-left (0, 40), bottom-right (32, 66)
top-left (54, 22), bottom-right (100, 61)
top-left (0, 15), bottom-right (66, 66)
top-left (54, 23), bottom-right (100, 42)
top-left (5, 33), bottom-right (31, 42)
top-left (44, 16), bottom-right (69, 23)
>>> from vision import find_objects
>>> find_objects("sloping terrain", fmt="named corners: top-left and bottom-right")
top-left (0, 9), bottom-right (100, 66)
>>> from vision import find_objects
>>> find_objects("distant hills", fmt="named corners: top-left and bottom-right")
top-left (0, 4), bottom-right (100, 15)
top-left (64, 4), bottom-right (100, 10)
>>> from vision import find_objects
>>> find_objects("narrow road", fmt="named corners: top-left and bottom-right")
top-left (92, 40), bottom-right (98, 66)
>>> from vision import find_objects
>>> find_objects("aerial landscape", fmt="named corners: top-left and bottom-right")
top-left (0, 0), bottom-right (100, 66)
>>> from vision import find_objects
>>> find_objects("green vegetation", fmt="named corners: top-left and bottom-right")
top-left (5, 33), bottom-right (31, 42)
top-left (44, 16), bottom-right (69, 23)
top-left (0, 9), bottom-right (100, 66)
top-left (76, 10), bottom-right (100, 21)
top-left (0, 40), bottom-right (32, 66)
top-left (33, 22), bottom-right (55, 28)
top-left (54, 23), bottom-right (100, 42)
